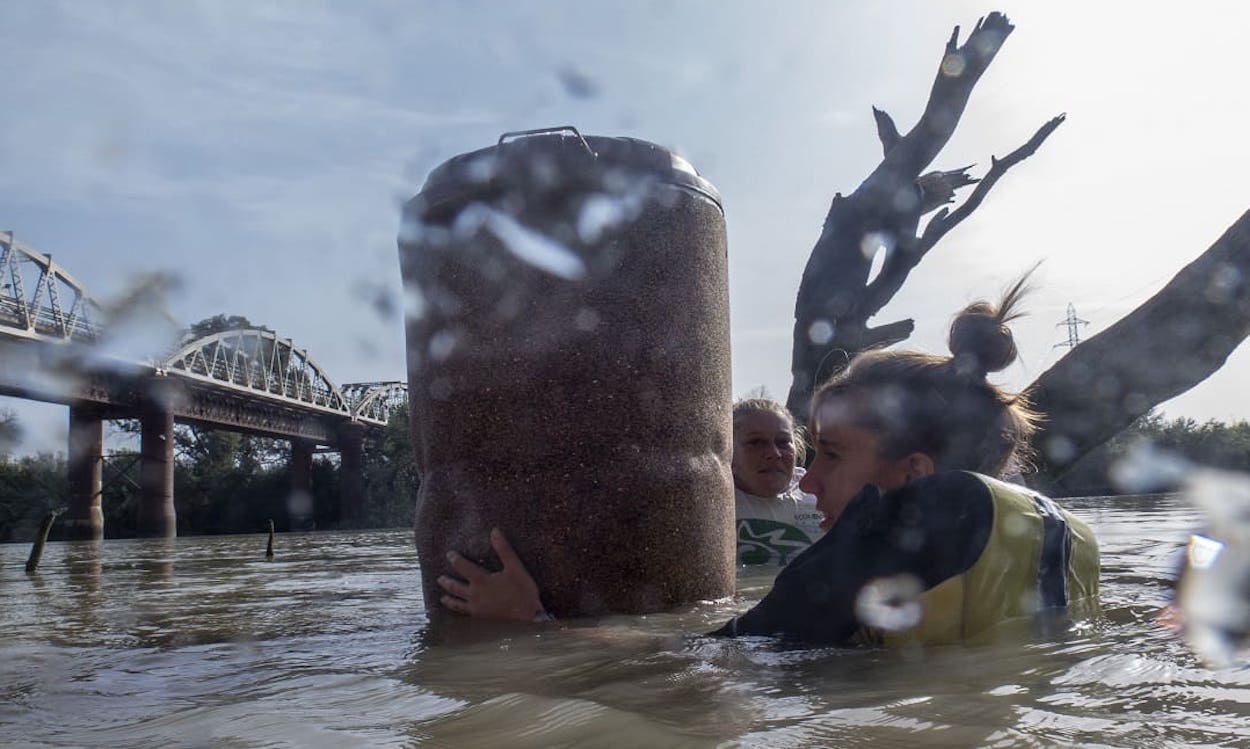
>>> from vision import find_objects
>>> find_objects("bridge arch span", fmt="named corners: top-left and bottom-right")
top-left (162, 328), bottom-right (350, 414)
top-left (342, 381), bottom-right (408, 425)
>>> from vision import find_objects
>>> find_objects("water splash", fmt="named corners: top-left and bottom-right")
top-left (576, 192), bottom-right (642, 244)
top-left (807, 319), bottom-right (834, 345)
top-left (859, 232), bottom-right (893, 286)
top-left (465, 154), bottom-right (499, 184)
top-left (1205, 262), bottom-right (1242, 305)
top-left (1108, 439), bottom-right (1190, 494)
top-left (1177, 468), bottom-right (1250, 667)
top-left (454, 204), bottom-right (586, 281)
top-left (1043, 434), bottom-right (1076, 465)
top-left (286, 489), bottom-right (314, 526)
top-left (92, 272), bottom-right (185, 364)
top-left (352, 279), bottom-right (397, 322)
top-left (940, 53), bottom-right (966, 77)
top-left (556, 65), bottom-right (599, 99)
top-left (428, 330), bottom-right (459, 363)
top-left (402, 282), bottom-right (427, 322)
top-left (574, 308), bottom-right (600, 332)
top-left (892, 185), bottom-right (920, 213)
top-left (855, 574), bottom-right (924, 632)
top-left (398, 214), bottom-right (451, 248)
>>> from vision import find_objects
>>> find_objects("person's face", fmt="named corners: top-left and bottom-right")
top-left (731, 411), bottom-right (797, 497)
top-left (798, 396), bottom-right (923, 532)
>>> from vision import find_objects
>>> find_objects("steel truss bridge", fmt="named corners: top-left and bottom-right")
top-left (1, 231), bottom-right (409, 539)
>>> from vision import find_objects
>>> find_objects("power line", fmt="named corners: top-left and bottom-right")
top-left (1054, 303), bottom-right (1089, 349)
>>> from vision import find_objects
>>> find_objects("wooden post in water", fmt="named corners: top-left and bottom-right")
top-left (265, 519), bottom-right (275, 560)
top-left (25, 508), bottom-right (63, 573)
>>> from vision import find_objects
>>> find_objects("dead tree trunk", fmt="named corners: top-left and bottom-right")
top-left (787, 12), bottom-right (1062, 418)
top-left (1028, 211), bottom-right (1250, 489)
top-left (787, 10), bottom-right (1250, 488)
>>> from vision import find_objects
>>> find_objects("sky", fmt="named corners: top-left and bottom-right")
top-left (3, 0), bottom-right (1250, 455)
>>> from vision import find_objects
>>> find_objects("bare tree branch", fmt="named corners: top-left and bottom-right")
top-left (1028, 210), bottom-right (1250, 490)
top-left (787, 11), bottom-right (1032, 419)
top-left (861, 319), bottom-right (915, 350)
top-left (866, 12), bottom-right (1014, 190)
top-left (873, 107), bottom-right (902, 156)
top-left (918, 114), bottom-right (1065, 253)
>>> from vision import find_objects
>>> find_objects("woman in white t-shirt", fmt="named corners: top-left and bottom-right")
top-left (731, 398), bottom-right (824, 565)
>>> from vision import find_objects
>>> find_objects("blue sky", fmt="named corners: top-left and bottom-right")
top-left (4, 1), bottom-right (1250, 453)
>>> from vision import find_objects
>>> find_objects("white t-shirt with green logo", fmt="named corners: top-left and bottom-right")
top-left (735, 470), bottom-right (824, 566)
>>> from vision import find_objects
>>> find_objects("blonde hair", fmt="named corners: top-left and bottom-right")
top-left (811, 274), bottom-right (1040, 477)
top-left (732, 397), bottom-right (806, 466)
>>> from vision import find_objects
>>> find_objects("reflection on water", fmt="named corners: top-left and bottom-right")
top-left (2, 496), bottom-right (1249, 748)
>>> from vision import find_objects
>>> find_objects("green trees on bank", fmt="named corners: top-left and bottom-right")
top-left (0, 406), bottom-right (418, 543)
top-left (1052, 412), bottom-right (1250, 496)
top-left (0, 450), bottom-right (68, 543)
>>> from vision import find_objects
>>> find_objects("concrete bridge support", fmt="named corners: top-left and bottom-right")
top-left (63, 407), bottom-right (104, 540)
top-left (138, 398), bottom-right (176, 538)
top-left (289, 438), bottom-right (315, 528)
top-left (337, 421), bottom-right (366, 522)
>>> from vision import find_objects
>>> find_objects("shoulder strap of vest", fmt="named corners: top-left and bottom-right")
top-left (980, 475), bottom-right (1073, 609)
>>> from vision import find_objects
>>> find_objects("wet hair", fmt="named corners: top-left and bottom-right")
top-left (811, 273), bottom-right (1040, 477)
top-left (732, 397), bottom-right (806, 466)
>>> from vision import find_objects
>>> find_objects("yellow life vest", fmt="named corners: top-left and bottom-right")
top-left (872, 474), bottom-right (1100, 647)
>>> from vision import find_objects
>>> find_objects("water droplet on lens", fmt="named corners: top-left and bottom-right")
top-left (1109, 439), bottom-right (1191, 493)
top-left (1044, 434), bottom-right (1076, 464)
top-left (575, 308), bottom-right (600, 332)
top-left (855, 574), bottom-right (924, 631)
top-left (286, 490), bottom-right (312, 518)
top-left (428, 330), bottom-right (458, 362)
top-left (859, 231), bottom-right (894, 261)
top-left (466, 155), bottom-right (498, 184)
top-left (807, 319), bottom-right (834, 345)
top-left (429, 377), bottom-right (453, 400)
top-left (556, 65), bottom-right (599, 99)
top-left (941, 53), bottom-right (967, 77)
top-left (403, 284), bottom-right (427, 321)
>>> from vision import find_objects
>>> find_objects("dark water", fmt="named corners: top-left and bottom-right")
top-left (2, 495), bottom-right (1248, 748)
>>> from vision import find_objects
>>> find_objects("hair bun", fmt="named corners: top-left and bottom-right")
top-left (948, 302), bottom-right (1017, 376)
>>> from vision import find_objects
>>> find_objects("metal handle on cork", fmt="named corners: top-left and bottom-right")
top-left (498, 125), bottom-right (596, 156)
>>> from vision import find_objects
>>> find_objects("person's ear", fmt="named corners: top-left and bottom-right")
top-left (903, 452), bottom-right (936, 482)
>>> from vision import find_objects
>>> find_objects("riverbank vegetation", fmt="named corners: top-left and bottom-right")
top-left (0, 406), bottom-right (417, 543)
top-left (1049, 412), bottom-right (1250, 497)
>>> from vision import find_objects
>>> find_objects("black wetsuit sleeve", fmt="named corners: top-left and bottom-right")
top-left (710, 472), bottom-right (995, 645)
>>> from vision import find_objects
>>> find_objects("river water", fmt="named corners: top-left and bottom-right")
top-left (2, 494), bottom-right (1247, 748)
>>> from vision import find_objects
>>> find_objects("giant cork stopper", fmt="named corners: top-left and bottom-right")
top-left (400, 128), bottom-right (733, 616)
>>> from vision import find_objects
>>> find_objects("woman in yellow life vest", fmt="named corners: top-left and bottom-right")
top-left (439, 275), bottom-right (1100, 644)
top-left (714, 277), bottom-right (1100, 644)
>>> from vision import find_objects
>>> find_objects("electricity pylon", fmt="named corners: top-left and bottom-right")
top-left (1054, 303), bottom-right (1088, 349)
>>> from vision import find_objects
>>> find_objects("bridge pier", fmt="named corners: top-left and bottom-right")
top-left (338, 421), bottom-right (367, 522)
top-left (63, 407), bottom-right (104, 540)
top-left (138, 395), bottom-right (176, 538)
top-left (289, 438), bottom-right (315, 529)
